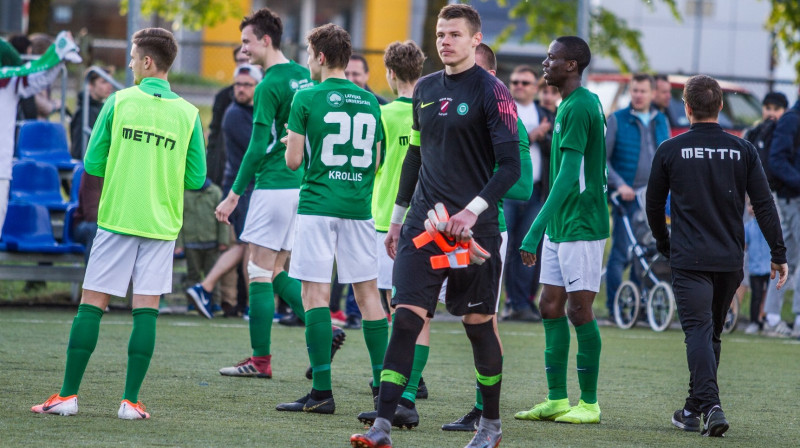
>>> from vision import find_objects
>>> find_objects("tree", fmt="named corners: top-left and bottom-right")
top-left (492, 0), bottom-right (681, 72)
top-left (120, 0), bottom-right (242, 30)
top-left (765, 0), bottom-right (800, 81)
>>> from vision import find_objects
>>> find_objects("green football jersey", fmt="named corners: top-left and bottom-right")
top-left (231, 61), bottom-right (313, 195)
top-left (497, 116), bottom-right (532, 233)
top-left (288, 78), bottom-right (384, 220)
top-left (372, 97), bottom-right (412, 231)
top-left (546, 86), bottom-right (609, 242)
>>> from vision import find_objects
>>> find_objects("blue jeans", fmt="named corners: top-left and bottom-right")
top-left (503, 185), bottom-right (542, 311)
top-left (72, 221), bottom-right (98, 264)
top-left (606, 199), bottom-right (640, 313)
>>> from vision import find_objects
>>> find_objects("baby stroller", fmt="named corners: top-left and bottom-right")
top-left (609, 189), bottom-right (676, 332)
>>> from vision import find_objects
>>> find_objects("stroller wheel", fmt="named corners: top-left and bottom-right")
top-left (722, 295), bottom-right (739, 334)
top-left (614, 281), bottom-right (640, 329)
top-left (646, 281), bottom-right (675, 332)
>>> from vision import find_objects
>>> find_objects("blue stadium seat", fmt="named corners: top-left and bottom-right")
top-left (10, 160), bottom-right (69, 211)
top-left (70, 164), bottom-right (85, 204)
top-left (16, 121), bottom-right (79, 170)
top-left (0, 202), bottom-right (83, 253)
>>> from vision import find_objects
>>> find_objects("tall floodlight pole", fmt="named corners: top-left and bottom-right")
top-left (126, 0), bottom-right (141, 87)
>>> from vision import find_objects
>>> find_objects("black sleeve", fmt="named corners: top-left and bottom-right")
top-left (746, 143), bottom-right (787, 264)
top-left (70, 107), bottom-right (82, 159)
top-left (478, 140), bottom-right (520, 205)
top-left (395, 144), bottom-right (421, 207)
top-left (645, 145), bottom-right (670, 243)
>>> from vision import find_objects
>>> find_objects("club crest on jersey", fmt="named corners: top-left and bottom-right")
top-left (438, 98), bottom-right (453, 116)
top-left (554, 122), bottom-right (561, 133)
top-left (327, 91), bottom-right (344, 107)
top-left (457, 103), bottom-right (469, 115)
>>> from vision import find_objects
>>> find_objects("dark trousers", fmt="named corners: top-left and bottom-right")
top-left (672, 268), bottom-right (743, 415)
top-left (749, 274), bottom-right (769, 324)
top-left (503, 184), bottom-right (542, 311)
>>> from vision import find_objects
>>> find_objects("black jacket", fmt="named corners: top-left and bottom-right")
top-left (70, 92), bottom-right (104, 159)
top-left (646, 122), bottom-right (786, 271)
top-left (768, 100), bottom-right (800, 198)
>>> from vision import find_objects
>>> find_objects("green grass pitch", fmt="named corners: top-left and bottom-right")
top-left (2, 308), bottom-right (799, 447)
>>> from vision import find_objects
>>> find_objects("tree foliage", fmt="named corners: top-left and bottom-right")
top-left (491, 0), bottom-right (681, 72)
top-left (120, 0), bottom-right (243, 30)
top-left (765, 0), bottom-right (800, 81)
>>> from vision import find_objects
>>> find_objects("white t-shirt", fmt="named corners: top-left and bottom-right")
top-left (516, 101), bottom-right (541, 184)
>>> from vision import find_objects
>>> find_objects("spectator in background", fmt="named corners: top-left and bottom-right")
top-left (744, 92), bottom-right (789, 184)
top-left (346, 53), bottom-right (388, 105)
top-left (72, 172), bottom-right (103, 262)
top-left (23, 34), bottom-right (62, 120)
top-left (71, 66), bottom-right (114, 159)
top-left (744, 200), bottom-right (771, 334)
top-left (206, 45), bottom-right (249, 187)
top-left (764, 85), bottom-right (800, 338)
top-left (176, 178), bottom-right (230, 318)
top-left (502, 65), bottom-right (546, 322)
top-left (187, 64), bottom-right (261, 318)
top-left (536, 79), bottom-right (560, 198)
top-left (605, 73), bottom-right (670, 317)
top-left (653, 74), bottom-right (674, 128)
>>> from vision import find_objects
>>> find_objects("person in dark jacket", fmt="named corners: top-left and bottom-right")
top-left (205, 46), bottom-right (249, 186)
top-left (763, 87), bottom-right (800, 338)
top-left (646, 75), bottom-right (788, 438)
top-left (605, 73), bottom-right (670, 316)
top-left (70, 66), bottom-right (114, 159)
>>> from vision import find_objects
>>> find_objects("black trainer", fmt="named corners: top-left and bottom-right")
top-left (357, 404), bottom-right (419, 429)
top-left (276, 394), bottom-right (310, 412)
top-left (441, 406), bottom-right (482, 431)
top-left (305, 326), bottom-right (347, 380)
top-left (671, 409), bottom-right (701, 432)
top-left (701, 406), bottom-right (729, 437)
top-left (416, 377), bottom-right (428, 399)
top-left (303, 396), bottom-right (335, 414)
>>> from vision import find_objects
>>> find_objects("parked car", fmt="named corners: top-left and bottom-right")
top-left (587, 73), bottom-right (762, 137)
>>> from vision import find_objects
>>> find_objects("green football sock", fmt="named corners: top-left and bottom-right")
top-left (249, 282), bottom-right (274, 357)
top-left (543, 316), bottom-right (570, 400)
top-left (60, 303), bottom-right (104, 397)
top-left (306, 307), bottom-right (333, 392)
top-left (575, 319), bottom-right (601, 404)
top-left (363, 318), bottom-right (390, 387)
top-left (272, 271), bottom-right (305, 323)
top-left (401, 343), bottom-right (429, 404)
top-left (122, 307), bottom-right (158, 403)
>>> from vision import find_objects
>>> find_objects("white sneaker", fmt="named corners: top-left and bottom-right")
top-left (31, 394), bottom-right (78, 416)
top-left (118, 399), bottom-right (150, 419)
top-left (791, 326), bottom-right (800, 339)
top-left (744, 323), bottom-right (761, 335)
top-left (763, 321), bottom-right (791, 338)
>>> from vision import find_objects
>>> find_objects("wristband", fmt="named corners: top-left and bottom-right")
top-left (390, 204), bottom-right (408, 225)
top-left (465, 197), bottom-right (489, 216)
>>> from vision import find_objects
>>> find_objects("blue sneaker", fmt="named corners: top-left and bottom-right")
top-left (187, 284), bottom-right (214, 319)
top-left (211, 304), bottom-right (222, 313)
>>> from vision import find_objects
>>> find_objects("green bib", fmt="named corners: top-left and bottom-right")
top-left (98, 86), bottom-right (198, 240)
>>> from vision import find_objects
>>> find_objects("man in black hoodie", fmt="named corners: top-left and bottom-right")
top-left (646, 75), bottom-right (788, 438)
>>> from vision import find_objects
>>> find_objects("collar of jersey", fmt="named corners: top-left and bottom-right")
top-left (136, 77), bottom-right (178, 99)
top-left (689, 122), bottom-right (722, 131)
top-left (394, 97), bottom-right (412, 104)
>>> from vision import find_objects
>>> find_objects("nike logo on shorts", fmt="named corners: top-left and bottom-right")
top-left (467, 302), bottom-right (483, 308)
top-left (420, 101), bottom-right (435, 108)
top-left (568, 278), bottom-right (580, 285)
